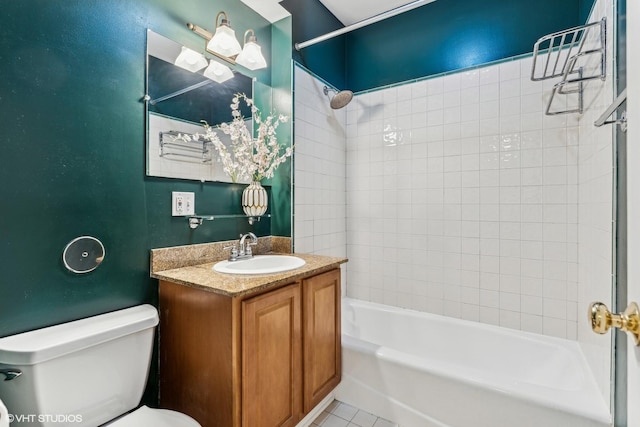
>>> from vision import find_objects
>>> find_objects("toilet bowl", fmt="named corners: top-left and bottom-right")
top-left (0, 305), bottom-right (200, 427)
top-left (106, 405), bottom-right (199, 427)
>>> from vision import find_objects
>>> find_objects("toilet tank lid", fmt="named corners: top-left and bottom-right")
top-left (0, 305), bottom-right (159, 365)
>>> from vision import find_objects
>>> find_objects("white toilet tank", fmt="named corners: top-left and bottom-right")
top-left (0, 305), bottom-right (159, 427)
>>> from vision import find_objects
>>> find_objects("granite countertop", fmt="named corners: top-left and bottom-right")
top-left (151, 252), bottom-right (347, 297)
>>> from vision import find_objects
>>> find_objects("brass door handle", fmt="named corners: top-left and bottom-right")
top-left (589, 301), bottom-right (640, 345)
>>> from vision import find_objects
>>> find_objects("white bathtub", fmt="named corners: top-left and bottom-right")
top-left (334, 298), bottom-right (611, 427)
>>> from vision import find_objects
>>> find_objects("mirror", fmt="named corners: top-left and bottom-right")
top-left (145, 29), bottom-right (256, 182)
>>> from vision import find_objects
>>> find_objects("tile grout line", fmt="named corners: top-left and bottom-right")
top-left (311, 400), bottom-right (399, 427)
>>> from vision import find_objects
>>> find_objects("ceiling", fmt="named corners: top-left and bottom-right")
top-left (318, 0), bottom-right (428, 26)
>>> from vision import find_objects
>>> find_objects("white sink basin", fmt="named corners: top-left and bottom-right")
top-left (213, 255), bottom-right (306, 275)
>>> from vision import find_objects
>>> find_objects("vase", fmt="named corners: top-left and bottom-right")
top-left (242, 181), bottom-right (268, 217)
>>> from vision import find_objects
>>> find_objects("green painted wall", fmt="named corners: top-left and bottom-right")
top-left (581, 0), bottom-right (598, 23)
top-left (0, 0), bottom-right (292, 404)
top-left (346, 0), bottom-right (583, 91)
top-left (280, 0), bottom-right (347, 89)
top-left (269, 17), bottom-right (294, 237)
top-left (283, 0), bottom-right (587, 92)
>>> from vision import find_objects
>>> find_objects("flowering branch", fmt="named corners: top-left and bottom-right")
top-left (174, 94), bottom-right (291, 183)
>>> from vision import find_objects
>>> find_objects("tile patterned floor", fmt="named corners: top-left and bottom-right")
top-left (311, 400), bottom-right (398, 427)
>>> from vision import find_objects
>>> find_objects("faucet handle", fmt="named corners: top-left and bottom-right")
top-left (245, 241), bottom-right (258, 256)
top-left (223, 244), bottom-right (239, 260)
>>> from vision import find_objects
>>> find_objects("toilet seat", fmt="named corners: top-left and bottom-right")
top-left (105, 405), bottom-right (201, 427)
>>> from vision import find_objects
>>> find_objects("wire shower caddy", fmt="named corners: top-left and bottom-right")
top-left (531, 18), bottom-right (606, 115)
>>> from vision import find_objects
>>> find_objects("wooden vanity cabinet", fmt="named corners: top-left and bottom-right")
top-left (302, 270), bottom-right (341, 413)
top-left (242, 283), bottom-right (302, 427)
top-left (158, 268), bottom-right (341, 427)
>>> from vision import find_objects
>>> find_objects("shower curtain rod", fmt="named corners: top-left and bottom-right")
top-left (294, 0), bottom-right (436, 51)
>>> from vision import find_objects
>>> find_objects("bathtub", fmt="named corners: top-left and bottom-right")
top-left (334, 298), bottom-right (611, 427)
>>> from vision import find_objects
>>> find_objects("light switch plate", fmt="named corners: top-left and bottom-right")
top-left (172, 191), bottom-right (195, 216)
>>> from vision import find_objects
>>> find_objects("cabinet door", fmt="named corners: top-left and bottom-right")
top-left (303, 269), bottom-right (341, 412)
top-left (242, 283), bottom-right (302, 427)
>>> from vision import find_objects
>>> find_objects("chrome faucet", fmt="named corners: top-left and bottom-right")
top-left (226, 232), bottom-right (258, 261)
top-left (239, 232), bottom-right (258, 257)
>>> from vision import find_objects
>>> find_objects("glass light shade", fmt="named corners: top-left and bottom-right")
top-left (174, 46), bottom-right (208, 72)
top-left (203, 60), bottom-right (234, 83)
top-left (206, 25), bottom-right (242, 57)
top-left (235, 41), bottom-right (267, 70)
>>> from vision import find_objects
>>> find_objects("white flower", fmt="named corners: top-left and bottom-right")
top-left (198, 93), bottom-right (292, 183)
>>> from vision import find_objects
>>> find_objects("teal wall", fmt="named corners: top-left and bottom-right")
top-left (345, 0), bottom-right (583, 91)
top-left (284, 0), bottom-right (593, 92)
top-left (269, 17), bottom-right (294, 237)
top-left (281, 0), bottom-right (347, 89)
top-left (581, 0), bottom-right (599, 23)
top-left (0, 0), bottom-right (292, 402)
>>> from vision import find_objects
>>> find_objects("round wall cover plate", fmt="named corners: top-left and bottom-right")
top-left (63, 236), bottom-right (105, 274)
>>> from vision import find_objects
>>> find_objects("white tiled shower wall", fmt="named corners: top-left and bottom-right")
top-left (345, 57), bottom-right (587, 338)
top-left (293, 65), bottom-right (347, 259)
top-left (292, 0), bottom-right (613, 401)
top-left (341, 0), bottom-right (614, 401)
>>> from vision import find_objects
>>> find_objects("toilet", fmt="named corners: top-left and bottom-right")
top-left (0, 305), bottom-right (200, 427)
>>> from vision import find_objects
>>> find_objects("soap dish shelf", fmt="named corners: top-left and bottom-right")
top-left (187, 214), bottom-right (270, 228)
top-left (531, 18), bottom-right (606, 115)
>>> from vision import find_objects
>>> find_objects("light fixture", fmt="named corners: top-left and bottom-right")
top-left (186, 12), bottom-right (267, 70)
top-left (235, 29), bottom-right (267, 70)
top-left (174, 46), bottom-right (208, 72)
top-left (203, 60), bottom-right (234, 83)
top-left (206, 11), bottom-right (242, 58)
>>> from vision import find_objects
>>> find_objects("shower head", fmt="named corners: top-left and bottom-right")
top-left (323, 86), bottom-right (353, 109)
